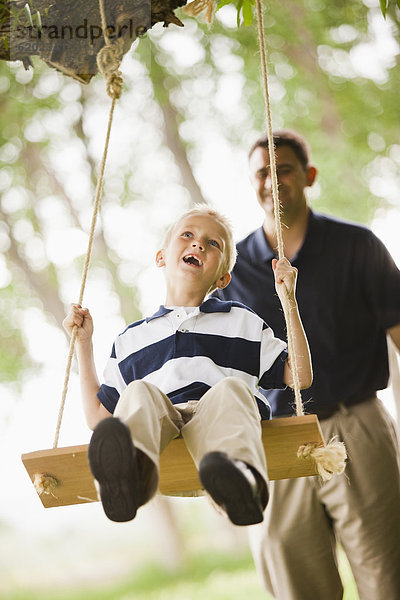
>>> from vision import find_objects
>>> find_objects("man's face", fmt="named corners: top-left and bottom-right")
top-left (157, 214), bottom-right (230, 293)
top-left (249, 145), bottom-right (316, 218)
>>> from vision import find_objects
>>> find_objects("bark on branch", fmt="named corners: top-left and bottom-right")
top-left (0, 0), bottom-right (186, 82)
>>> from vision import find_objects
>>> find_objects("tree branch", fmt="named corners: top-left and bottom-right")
top-left (1, 0), bottom-right (185, 82)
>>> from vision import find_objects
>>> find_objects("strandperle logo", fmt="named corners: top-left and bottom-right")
top-left (15, 18), bottom-right (138, 44)
top-left (6, 1), bottom-right (150, 75)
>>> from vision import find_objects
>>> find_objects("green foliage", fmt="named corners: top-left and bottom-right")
top-left (22, 2), bottom-right (42, 31)
top-left (0, 59), bottom-right (144, 384)
top-left (217, 0), bottom-right (255, 26)
top-left (0, 61), bottom-right (58, 382)
top-left (1, 0), bottom-right (399, 386)
top-left (217, 0), bottom-right (400, 22)
top-left (0, 283), bottom-right (35, 383)
top-left (23, 3), bottom-right (33, 27)
top-left (380, 0), bottom-right (400, 17)
top-left (4, 0), bottom-right (42, 37)
top-left (193, 0), bottom-right (399, 224)
top-left (3, 548), bottom-right (359, 599)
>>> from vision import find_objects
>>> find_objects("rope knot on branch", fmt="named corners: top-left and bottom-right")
top-left (96, 38), bottom-right (124, 99)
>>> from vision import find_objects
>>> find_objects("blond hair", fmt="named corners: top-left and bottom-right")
top-left (163, 204), bottom-right (237, 277)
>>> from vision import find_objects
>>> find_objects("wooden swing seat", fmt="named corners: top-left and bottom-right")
top-left (22, 414), bottom-right (324, 509)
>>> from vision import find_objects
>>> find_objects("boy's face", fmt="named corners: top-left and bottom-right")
top-left (156, 214), bottom-right (231, 294)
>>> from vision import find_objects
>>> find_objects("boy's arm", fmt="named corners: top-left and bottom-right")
top-left (63, 304), bottom-right (112, 430)
top-left (272, 259), bottom-right (313, 389)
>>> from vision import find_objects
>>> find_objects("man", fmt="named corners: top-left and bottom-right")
top-left (217, 129), bottom-right (400, 599)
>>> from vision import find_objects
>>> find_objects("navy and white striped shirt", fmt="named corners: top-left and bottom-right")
top-left (97, 297), bottom-right (287, 420)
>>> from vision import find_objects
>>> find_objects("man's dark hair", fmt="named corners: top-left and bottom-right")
top-left (248, 129), bottom-right (312, 171)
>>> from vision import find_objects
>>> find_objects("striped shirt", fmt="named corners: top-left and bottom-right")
top-left (97, 297), bottom-right (287, 420)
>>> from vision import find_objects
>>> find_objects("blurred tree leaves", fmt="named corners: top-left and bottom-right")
top-left (1, 0), bottom-right (399, 385)
top-left (0, 61), bottom-right (144, 384)
top-left (215, 0), bottom-right (400, 24)
top-left (179, 0), bottom-right (399, 223)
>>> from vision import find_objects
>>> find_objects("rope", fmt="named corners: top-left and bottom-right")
top-left (98, 0), bottom-right (110, 46)
top-left (34, 473), bottom-right (59, 497)
top-left (53, 0), bottom-right (123, 448)
top-left (297, 437), bottom-right (347, 481)
top-left (254, 0), bottom-right (346, 477)
top-left (255, 0), bottom-right (303, 417)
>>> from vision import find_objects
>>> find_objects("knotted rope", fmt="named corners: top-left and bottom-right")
top-left (297, 438), bottom-right (347, 481)
top-left (52, 0), bottom-right (124, 453)
top-left (33, 473), bottom-right (58, 497)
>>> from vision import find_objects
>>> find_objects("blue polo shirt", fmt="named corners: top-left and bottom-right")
top-left (216, 210), bottom-right (400, 418)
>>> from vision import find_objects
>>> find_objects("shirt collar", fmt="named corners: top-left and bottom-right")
top-left (250, 209), bottom-right (323, 264)
top-left (146, 306), bottom-right (173, 322)
top-left (252, 226), bottom-right (275, 263)
top-left (296, 210), bottom-right (325, 260)
top-left (146, 297), bottom-right (232, 322)
top-left (200, 297), bottom-right (232, 313)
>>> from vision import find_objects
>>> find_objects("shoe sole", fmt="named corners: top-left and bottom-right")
top-left (88, 418), bottom-right (139, 522)
top-left (199, 452), bottom-right (264, 526)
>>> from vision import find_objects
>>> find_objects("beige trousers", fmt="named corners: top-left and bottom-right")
top-left (248, 397), bottom-right (400, 600)
top-left (114, 376), bottom-right (268, 498)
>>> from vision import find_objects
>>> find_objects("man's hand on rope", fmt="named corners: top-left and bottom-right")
top-left (63, 304), bottom-right (94, 343)
top-left (272, 257), bottom-right (298, 305)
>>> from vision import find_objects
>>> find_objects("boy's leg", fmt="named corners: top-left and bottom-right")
top-left (181, 376), bottom-right (268, 525)
top-left (115, 380), bottom-right (183, 480)
top-left (89, 380), bottom-right (183, 522)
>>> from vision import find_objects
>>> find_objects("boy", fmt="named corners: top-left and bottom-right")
top-left (63, 205), bottom-right (312, 526)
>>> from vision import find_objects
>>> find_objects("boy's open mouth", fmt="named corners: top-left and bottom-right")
top-left (183, 254), bottom-right (203, 267)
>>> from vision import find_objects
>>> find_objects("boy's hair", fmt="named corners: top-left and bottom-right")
top-left (163, 204), bottom-right (237, 276)
top-left (248, 129), bottom-right (312, 171)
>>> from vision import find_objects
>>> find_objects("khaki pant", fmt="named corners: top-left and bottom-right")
top-left (114, 376), bottom-right (268, 499)
top-left (248, 397), bottom-right (400, 600)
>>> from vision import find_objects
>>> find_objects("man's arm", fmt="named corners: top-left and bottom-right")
top-left (388, 322), bottom-right (400, 353)
top-left (272, 258), bottom-right (313, 390)
top-left (63, 305), bottom-right (112, 430)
